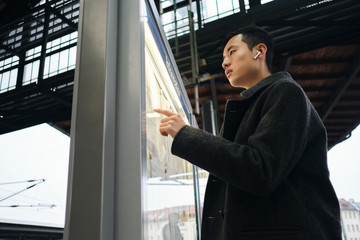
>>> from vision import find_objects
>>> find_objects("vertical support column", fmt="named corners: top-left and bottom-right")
top-left (174, 0), bottom-right (179, 58)
top-left (64, 0), bottom-right (118, 238)
top-left (209, 78), bottom-right (219, 134)
top-left (114, 0), bottom-right (144, 239)
top-left (239, 0), bottom-right (246, 13)
top-left (38, 2), bottom-right (50, 83)
top-left (196, 0), bottom-right (202, 29)
top-left (201, 100), bottom-right (217, 135)
top-left (154, 0), bottom-right (161, 14)
top-left (249, 0), bottom-right (261, 9)
top-left (16, 53), bottom-right (25, 89)
top-left (189, 0), bottom-right (200, 114)
top-left (17, 10), bottom-right (34, 89)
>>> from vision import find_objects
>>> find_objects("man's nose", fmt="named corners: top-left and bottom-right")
top-left (222, 58), bottom-right (230, 70)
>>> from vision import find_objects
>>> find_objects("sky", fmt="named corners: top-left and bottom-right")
top-left (0, 122), bottom-right (359, 227)
top-left (328, 124), bottom-right (360, 201)
top-left (0, 124), bottom-right (70, 227)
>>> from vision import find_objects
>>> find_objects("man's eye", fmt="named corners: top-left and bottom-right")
top-left (230, 50), bottom-right (235, 55)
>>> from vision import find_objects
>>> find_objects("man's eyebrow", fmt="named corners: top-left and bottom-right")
top-left (222, 45), bottom-right (236, 59)
top-left (226, 45), bottom-right (235, 53)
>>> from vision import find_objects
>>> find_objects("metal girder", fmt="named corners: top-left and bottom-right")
top-left (0, 0), bottom-right (79, 61)
top-left (258, 19), bottom-right (360, 27)
top-left (196, 0), bottom-right (201, 29)
top-left (0, 42), bottom-right (18, 56)
top-left (0, 117), bottom-right (18, 129)
top-left (0, 108), bottom-right (71, 135)
top-left (48, 5), bottom-right (78, 31)
top-left (284, 0), bottom-right (359, 22)
top-left (249, 0), bottom-right (261, 8)
top-left (162, 0), bottom-right (196, 14)
top-left (239, 0), bottom-right (246, 13)
top-left (41, 88), bottom-right (72, 107)
top-left (321, 53), bottom-right (360, 121)
top-left (37, 5), bottom-right (50, 83)
top-left (274, 25), bottom-right (360, 57)
top-left (210, 77), bottom-right (219, 134)
top-left (154, 0), bottom-right (161, 14)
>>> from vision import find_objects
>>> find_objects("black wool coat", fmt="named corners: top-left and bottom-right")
top-left (171, 72), bottom-right (341, 240)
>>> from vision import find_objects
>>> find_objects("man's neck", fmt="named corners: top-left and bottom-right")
top-left (246, 71), bottom-right (271, 89)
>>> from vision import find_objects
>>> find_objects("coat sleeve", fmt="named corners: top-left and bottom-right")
top-left (171, 82), bottom-right (312, 196)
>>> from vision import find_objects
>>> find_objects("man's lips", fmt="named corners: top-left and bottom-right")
top-left (225, 70), bottom-right (232, 78)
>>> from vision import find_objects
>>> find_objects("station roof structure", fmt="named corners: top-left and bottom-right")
top-left (0, 0), bottom-right (359, 149)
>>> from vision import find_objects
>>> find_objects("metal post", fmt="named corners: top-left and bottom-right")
top-left (196, 0), bottom-right (202, 29)
top-left (201, 100), bottom-right (217, 135)
top-left (239, 0), bottom-right (246, 13)
top-left (114, 0), bottom-right (144, 238)
top-left (174, 0), bottom-right (179, 57)
top-left (209, 77), bottom-right (219, 134)
top-left (154, 0), bottom-right (161, 14)
top-left (64, 0), bottom-right (119, 238)
top-left (188, 0), bottom-right (200, 114)
top-left (16, 53), bottom-right (25, 89)
top-left (249, 0), bottom-right (261, 9)
top-left (38, 2), bottom-right (50, 83)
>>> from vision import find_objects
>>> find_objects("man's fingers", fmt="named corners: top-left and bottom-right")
top-left (161, 117), bottom-right (176, 123)
top-left (160, 131), bottom-right (168, 137)
top-left (159, 124), bottom-right (169, 137)
top-left (154, 108), bottom-right (176, 117)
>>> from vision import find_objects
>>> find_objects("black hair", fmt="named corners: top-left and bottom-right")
top-left (222, 25), bottom-right (274, 72)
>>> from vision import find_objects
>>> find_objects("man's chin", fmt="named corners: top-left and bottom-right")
top-left (228, 79), bottom-right (240, 87)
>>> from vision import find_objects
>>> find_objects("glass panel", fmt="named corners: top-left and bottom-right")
top-left (49, 52), bottom-right (60, 77)
top-left (202, 0), bottom-right (218, 22)
top-left (68, 46), bottom-right (77, 69)
top-left (9, 69), bottom-right (18, 89)
top-left (31, 60), bottom-right (40, 80)
top-left (0, 72), bottom-right (10, 91)
top-left (43, 56), bottom-right (50, 79)
top-left (144, 21), bottom-right (197, 240)
top-left (59, 49), bottom-right (69, 73)
top-left (217, 0), bottom-right (234, 15)
top-left (23, 63), bottom-right (32, 84)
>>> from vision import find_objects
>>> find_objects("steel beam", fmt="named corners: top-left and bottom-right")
top-left (41, 88), bottom-right (72, 107)
top-left (239, 0), bottom-right (246, 13)
top-left (210, 77), bottom-right (219, 134)
top-left (249, 0), bottom-right (261, 9)
top-left (321, 53), bottom-right (360, 121)
top-left (0, 42), bottom-right (18, 56)
top-left (49, 5), bottom-right (78, 31)
top-left (196, 0), bottom-right (202, 29)
top-left (163, 0), bottom-right (196, 14)
top-left (37, 4), bottom-right (50, 83)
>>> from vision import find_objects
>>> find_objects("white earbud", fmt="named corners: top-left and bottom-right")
top-left (254, 51), bottom-right (261, 60)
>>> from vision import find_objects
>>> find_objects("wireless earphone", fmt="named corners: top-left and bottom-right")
top-left (254, 51), bottom-right (261, 60)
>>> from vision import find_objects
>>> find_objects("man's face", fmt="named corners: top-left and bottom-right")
top-left (222, 34), bottom-right (258, 88)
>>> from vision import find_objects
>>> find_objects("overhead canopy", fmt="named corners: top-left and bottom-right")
top-left (0, 0), bottom-right (359, 149)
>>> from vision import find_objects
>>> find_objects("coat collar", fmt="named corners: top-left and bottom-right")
top-left (240, 71), bottom-right (293, 100)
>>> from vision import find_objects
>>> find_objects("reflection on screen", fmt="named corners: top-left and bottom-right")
top-left (144, 22), bottom-right (197, 240)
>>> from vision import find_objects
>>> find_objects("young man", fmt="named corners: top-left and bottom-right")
top-left (154, 26), bottom-right (341, 240)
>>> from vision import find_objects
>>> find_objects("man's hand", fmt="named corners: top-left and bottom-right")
top-left (154, 109), bottom-right (187, 138)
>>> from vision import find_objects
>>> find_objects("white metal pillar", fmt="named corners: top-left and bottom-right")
top-left (64, 0), bottom-right (144, 239)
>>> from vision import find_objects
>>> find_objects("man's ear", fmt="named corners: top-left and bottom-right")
top-left (254, 43), bottom-right (267, 59)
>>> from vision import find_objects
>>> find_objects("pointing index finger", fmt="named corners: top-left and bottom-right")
top-left (154, 108), bottom-right (176, 117)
